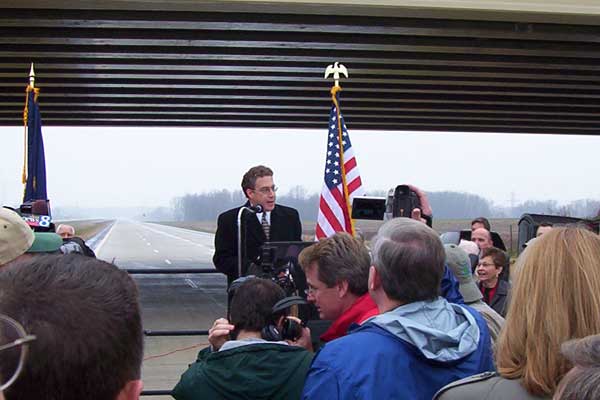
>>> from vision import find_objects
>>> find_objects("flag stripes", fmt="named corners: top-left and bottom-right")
top-left (316, 89), bottom-right (364, 240)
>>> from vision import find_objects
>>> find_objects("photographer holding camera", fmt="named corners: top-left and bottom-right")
top-left (172, 277), bottom-right (313, 400)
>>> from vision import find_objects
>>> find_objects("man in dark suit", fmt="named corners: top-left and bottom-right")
top-left (213, 165), bottom-right (302, 287)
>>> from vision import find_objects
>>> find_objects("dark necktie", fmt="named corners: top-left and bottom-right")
top-left (261, 213), bottom-right (270, 241)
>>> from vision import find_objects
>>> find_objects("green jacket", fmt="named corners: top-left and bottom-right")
top-left (173, 343), bottom-right (313, 400)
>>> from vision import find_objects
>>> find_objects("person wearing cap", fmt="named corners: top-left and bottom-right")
top-left (0, 208), bottom-right (35, 268)
top-left (445, 244), bottom-right (504, 347)
top-left (0, 207), bottom-right (63, 268)
top-left (27, 232), bottom-right (62, 256)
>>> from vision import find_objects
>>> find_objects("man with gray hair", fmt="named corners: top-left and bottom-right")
top-left (302, 218), bottom-right (494, 400)
top-left (56, 223), bottom-right (96, 257)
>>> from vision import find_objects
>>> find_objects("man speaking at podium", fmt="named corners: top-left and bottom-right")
top-left (213, 165), bottom-right (302, 287)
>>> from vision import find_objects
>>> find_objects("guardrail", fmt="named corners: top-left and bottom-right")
top-left (126, 268), bottom-right (216, 274)
top-left (127, 267), bottom-right (220, 397)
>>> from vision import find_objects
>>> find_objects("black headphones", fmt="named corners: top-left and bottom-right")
top-left (261, 296), bottom-right (307, 342)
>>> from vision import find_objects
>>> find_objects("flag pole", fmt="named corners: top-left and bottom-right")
top-left (29, 62), bottom-right (35, 89)
top-left (324, 62), bottom-right (356, 236)
top-left (22, 63), bottom-right (35, 185)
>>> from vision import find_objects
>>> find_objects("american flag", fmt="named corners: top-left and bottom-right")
top-left (316, 97), bottom-right (364, 239)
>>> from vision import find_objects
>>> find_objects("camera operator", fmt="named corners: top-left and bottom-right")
top-left (172, 277), bottom-right (313, 400)
top-left (213, 165), bottom-right (302, 287)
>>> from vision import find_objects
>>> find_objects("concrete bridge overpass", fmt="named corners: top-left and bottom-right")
top-left (1, 0), bottom-right (600, 134)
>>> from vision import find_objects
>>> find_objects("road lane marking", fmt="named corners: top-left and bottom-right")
top-left (94, 221), bottom-right (117, 256)
top-left (165, 259), bottom-right (172, 265)
top-left (139, 223), bottom-right (215, 250)
top-left (185, 278), bottom-right (198, 289)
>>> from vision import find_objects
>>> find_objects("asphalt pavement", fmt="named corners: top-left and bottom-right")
top-left (95, 220), bottom-right (227, 398)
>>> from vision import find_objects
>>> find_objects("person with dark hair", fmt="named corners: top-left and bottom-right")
top-left (213, 165), bottom-right (302, 286)
top-left (0, 254), bottom-right (143, 400)
top-left (302, 218), bottom-right (494, 400)
top-left (477, 247), bottom-right (510, 317)
top-left (471, 228), bottom-right (494, 252)
top-left (0, 313), bottom-right (36, 398)
top-left (554, 334), bottom-right (600, 400)
top-left (471, 217), bottom-right (491, 232)
top-left (444, 244), bottom-right (504, 347)
top-left (536, 222), bottom-right (553, 237)
top-left (298, 232), bottom-right (377, 343)
top-left (173, 277), bottom-right (313, 400)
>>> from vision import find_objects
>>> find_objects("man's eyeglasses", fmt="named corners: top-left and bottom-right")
top-left (0, 314), bottom-right (36, 391)
top-left (304, 285), bottom-right (331, 296)
top-left (253, 185), bottom-right (277, 195)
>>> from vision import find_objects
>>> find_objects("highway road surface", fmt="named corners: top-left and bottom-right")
top-left (94, 220), bottom-right (227, 397)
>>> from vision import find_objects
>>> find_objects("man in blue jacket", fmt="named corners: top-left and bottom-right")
top-left (302, 217), bottom-right (495, 400)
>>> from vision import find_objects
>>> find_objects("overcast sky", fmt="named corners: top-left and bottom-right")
top-left (1, 125), bottom-right (599, 210)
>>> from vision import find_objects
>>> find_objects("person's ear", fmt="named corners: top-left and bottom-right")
top-left (336, 280), bottom-right (349, 298)
top-left (116, 379), bottom-right (143, 400)
top-left (275, 315), bottom-right (285, 329)
top-left (369, 266), bottom-right (381, 291)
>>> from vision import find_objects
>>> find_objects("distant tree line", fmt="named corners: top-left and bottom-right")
top-left (166, 186), bottom-right (600, 222)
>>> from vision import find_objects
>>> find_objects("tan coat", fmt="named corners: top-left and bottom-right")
top-left (434, 372), bottom-right (549, 400)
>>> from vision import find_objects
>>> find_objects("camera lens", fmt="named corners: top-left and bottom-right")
top-left (283, 319), bottom-right (303, 341)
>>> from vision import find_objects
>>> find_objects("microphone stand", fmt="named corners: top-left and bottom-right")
top-left (236, 205), bottom-right (262, 278)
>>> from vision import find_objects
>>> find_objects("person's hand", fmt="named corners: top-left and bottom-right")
top-left (208, 318), bottom-right (235, 351)
top-left (285, 316), bottom-right (313, 352)
top-left (407, 185), bottom-right (432, 225)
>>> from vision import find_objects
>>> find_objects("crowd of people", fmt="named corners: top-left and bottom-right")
top-left (179, 166), bottom-right (600, 400)
top-left (0, 165), bottom-right (599, 399)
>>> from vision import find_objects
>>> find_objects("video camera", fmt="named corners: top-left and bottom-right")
top-left (18, 200), bottom-right (54, 232)
top-left (260, 241), bottom-right (313, 297)
top-left (351, 185), bottom-right (429, 225)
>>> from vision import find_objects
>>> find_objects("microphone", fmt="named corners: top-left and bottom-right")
top-left (246, 204), bottom-right (263, 213)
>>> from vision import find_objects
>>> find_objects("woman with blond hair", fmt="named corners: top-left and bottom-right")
top-left (434, 226), bottom-right (600, 400)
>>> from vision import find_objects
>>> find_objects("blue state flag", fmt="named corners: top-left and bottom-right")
top-left (23, 86), bottom-right (48, 202)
